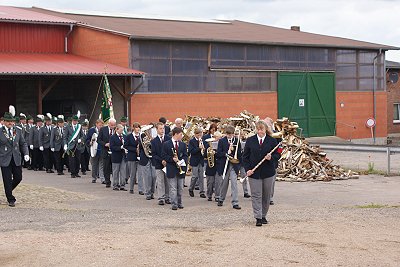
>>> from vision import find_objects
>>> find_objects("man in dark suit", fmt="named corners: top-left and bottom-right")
top-left (151, 122), bottom-right (171, 205)
top-left (161, 127), bottom-right (188, 210)
top-left (125, 122), bottom-right (141, 193)
top-left (203, 131), bottom-right (222, 202)
top-left (50, 116), bottom-right (66, 175)
top-left (188, 127), bottom-right (206, 198)
top-left (242, 120), bottom-right (280, 227)
top-left (29, 115), bottom-right (44, 171)
top-left (97, 118), bottom-right (116, 187)
top-left (87, 119), bottom-right (104, 183)
top-left (215, 125), bottom-right (242, 210)
top-left (138, 128), bottom-right (154, 200)
top-left (25, 115), bottom-right (34, 170)
top-left (110, 124), bottom-right (127, 191)
top-left (39, 114), bottom-right (53, 173)
top-left (63, 113), bottom-right (84, 178)
top-left (80, 120), bottom-right (90, 175)
top-left (0, 108), bottom-right (29, 207)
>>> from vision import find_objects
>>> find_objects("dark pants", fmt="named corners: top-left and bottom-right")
top-left (31, 148), bottom-right (43, 170)
top-left (43, 148), bottom-right (52, 170)
top-left (54, 150), bottom-right (64, 174)
top-left (80, 150), bottom-right (90, 172)
top-left (1, 156), bottom-right (22, 203)
top-left (69, 148), bottom-right (81, 175)
top-left (103, 154), bottom-right (112, 185)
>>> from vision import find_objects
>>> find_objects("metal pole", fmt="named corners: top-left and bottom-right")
top-left (387, 147), bottom-right (391, 175)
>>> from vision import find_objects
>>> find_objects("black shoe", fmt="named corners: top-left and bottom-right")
top-left (194, 186), bottom-right (200, 190)
top-left (158, 200), bottom-right (165, 205)
top-left (92, 180), bottom-right (96, 183)
top-left (71, 175), bottom-right (76, 178)
top-left (113, 188), bottom-right (120, 191)
top-left (120, 188), bottom-right (127, 191)
top-left (165, 199), bottom-right (171, 204)
top-left (75, 174), bottom-right (81, 178)
top-left (215, 198), bottom-right (219, 202)
top-left (8, 201), bottom-right (15, 207)
top-left (233, 205), bottom-right (241, 210)
top-left (178, 205), bottom-right (184, 209)
top-left (262, 217), bottom-right (268, 224)
top-left (101, 181), bottom-right (106, 184)
top-left (28, 167), bottom-right (33, 170)
top-left (34, 168), bottom-right (38, 171)
top-left (217, 201), bottom-right (223, 207)
top-left (57, 172), bottom-right (64, 175)
top-left (200, 193), bottom-right (206, 198)
top-left (151, 194), bottom-right (154, 199)
top-left (106, 184), bottom-right (111, 188)
top-left (172, 205), bottom-right (178, 210)
top-left (139, 191), bottom-right (144, 195)
top-left (49, 170), bottom-right (54, 173)
top-left (269, 200), bottom-right (274, 205)
top-left (82, 171), bottom-right (86, 175)
top-left (244, 193), bottom-right (251, 198)
top-left (146, 196), bottom-right (151, 200)
top-left (39, 168), bottom-right (44, 171)
top-left (184, 184), bottom-right (188, 187)
top-left (189, 190), bottom-right (194, 197)
top-left (256, 219), bottom-right (262, 227)
top-left (208, 197), bottom-right (212, 201)
top-left (129, 190), bottom-right (134, 194)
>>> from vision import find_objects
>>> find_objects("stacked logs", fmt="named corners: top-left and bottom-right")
top-left (275, 118), bottom-right (359, 182)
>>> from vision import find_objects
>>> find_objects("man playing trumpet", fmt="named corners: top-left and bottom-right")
top-left (188, 127), bottom-right (206, 198)
top-left (242, 120), bottom-right (281, 227)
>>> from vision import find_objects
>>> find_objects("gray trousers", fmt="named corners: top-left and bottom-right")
top-left (169, 177), bottom-right (184, 207)
top-left (206, 174), bottom-right (221, 199)
top-left (156, 169), bottom-right (169, 201)
top-left (112, 161), bottom-right (127, 189)
top-left (248, 176), bottom-right (274, 219)
top-left (91, 155), bottom-right (101, 181)
top-left (99, 156), bottom-right (105, 182)
top-left (239, 166), bottom-right (250, 194)
top-left (140, 161), bottom-right (156, 197)
top-left (218, 165), bottom-right (239, 206)
top-left (189, 164), bottom-right (204, 193)
top-left (270, 174), bottom-right (276, 201)
top-left (127, 161), bottom-right (139, 192)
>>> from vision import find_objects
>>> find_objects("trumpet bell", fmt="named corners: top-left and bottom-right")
top-left (271, 132), bottom-right (283, 138)
top-left (141, 124), bottom-right (153, 131)
top-left (205, 137), bottom-right (216, 142)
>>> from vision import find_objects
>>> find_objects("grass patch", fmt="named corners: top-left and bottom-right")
top-left (355, 203), bottom-right (400, 209)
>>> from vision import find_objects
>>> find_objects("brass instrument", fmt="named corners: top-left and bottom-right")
top-left (199, 137), bottom-right (205, 155)
top-left (171, 147), bottom-right (185, 175)
top-left (139, 124), bottom-right (153, 158)
top-left (182, 116), bottom-right (200, 143)
top-left (205, 137), bottom-right (216, 168)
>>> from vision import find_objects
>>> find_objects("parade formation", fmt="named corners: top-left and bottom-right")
top-left (0, 106), bottom-right (357, 226)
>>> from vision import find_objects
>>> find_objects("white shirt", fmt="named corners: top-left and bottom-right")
top-left (257, 135), bottom-right (265, 145)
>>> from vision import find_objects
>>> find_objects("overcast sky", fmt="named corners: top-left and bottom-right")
top-left (2, 0), bottom-right (400, 61)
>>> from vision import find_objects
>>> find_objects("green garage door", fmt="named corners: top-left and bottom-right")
top-left (278, 72), bottom-right (336, 137)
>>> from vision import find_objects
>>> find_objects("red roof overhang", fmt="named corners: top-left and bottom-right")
top-left (0, 53), bottom-right (144, 76)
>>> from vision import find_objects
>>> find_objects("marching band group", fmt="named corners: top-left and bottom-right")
top-left (0, 106), bottom-right (281, 226)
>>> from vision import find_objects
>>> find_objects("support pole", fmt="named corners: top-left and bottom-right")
top-left (37, 79), bottom-right (42, 114)
top-left (387, 147), bottom-right (391, 176)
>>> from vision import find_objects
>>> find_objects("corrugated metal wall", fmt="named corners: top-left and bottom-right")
top-left (0, 22), bottom-right (69, 53)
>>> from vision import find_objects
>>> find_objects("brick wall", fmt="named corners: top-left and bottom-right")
top-left (70, 26), bottom-right (130, 68)
top-left (130, 92), bottom-right (278, 124)
top-left (336, 92), bottom-right (387, 139)
top-left (387, 69), bottom-right (400, 134)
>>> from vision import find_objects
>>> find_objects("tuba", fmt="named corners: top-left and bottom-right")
top-left (90, 132), bottom-right (98, 157)
top-left (139, 124), bottom-right (153, 158)
top-left (205, 137), bottom-right (216, 168)
top-left (227, 127), bottom-right (241, 164)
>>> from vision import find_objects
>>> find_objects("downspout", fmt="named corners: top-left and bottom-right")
top-left (373, 49), bottom-right (383, 144)
top-left (65, 24), bottom-right (74, 54)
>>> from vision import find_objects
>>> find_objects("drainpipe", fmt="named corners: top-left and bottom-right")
top-left (373, 49), bottom-right (383, 144)
top-left (65, 24), bottom-right (74, 54)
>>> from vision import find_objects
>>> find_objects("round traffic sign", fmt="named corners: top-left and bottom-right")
top-left (365, 118), bottom-right (376, 128)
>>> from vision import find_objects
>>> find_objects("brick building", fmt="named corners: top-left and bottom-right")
top-left (386, 61), bottom-right (400, 142)
top-left (1, 6), bottom-right (398, 143)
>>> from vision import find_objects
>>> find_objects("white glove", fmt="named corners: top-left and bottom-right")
top-left (78, 139), bottom-right (82, 143)
top-left (51, 148), bottom-right (55, 152)
top-left (64, 144), bottom-right (67, 151)
top-left (121, 145), bottom-right (124, 149)
top-left (24, 155), bottom-right (30, 162)
top-left (29, 145), bottom-right (33, 150)
top-left (39, 146), bottom-right (44, 151)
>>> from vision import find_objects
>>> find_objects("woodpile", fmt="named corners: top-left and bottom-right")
top-left (275, 118), bottom-right (359, 182)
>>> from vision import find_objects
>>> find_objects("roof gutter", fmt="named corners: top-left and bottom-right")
top-left (65, 24), bottom-right (74, 54)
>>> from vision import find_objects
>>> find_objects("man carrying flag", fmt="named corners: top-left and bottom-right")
top-left (100, 73), bottom-right (115, 124)
top-left (63, 111), bottom-right (84, 178)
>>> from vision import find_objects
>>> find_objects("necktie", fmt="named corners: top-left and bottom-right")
top-left (135, 135), bottom-right (139, 140)
top-left (119, 135), bottom-right (123, 142)
top-left (8, 128), bottom-right (12, 137)
top-left (175, 141), bottom-right (178, 151)
top-left (109, 129), bottom-right (112, 136)
top-left (260, 138), bottom-right (263, 146)
top-left (160, 136), bottom-right (163, 143)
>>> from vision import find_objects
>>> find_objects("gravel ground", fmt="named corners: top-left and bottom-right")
top-left (0, 164), bottom-right (399, 266)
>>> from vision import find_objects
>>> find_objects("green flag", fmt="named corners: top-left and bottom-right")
top-left (100, 74), bottom-right (114, 123)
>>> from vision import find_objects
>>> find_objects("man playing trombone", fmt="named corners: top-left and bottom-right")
top-left (242, 120), bottom-right (281, 227)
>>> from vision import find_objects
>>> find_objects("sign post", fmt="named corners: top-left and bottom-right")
top-left (365, 118), bottom-right (376, 143)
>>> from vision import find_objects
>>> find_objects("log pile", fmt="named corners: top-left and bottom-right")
top-left (275, 118), bottom-right (359, 182)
